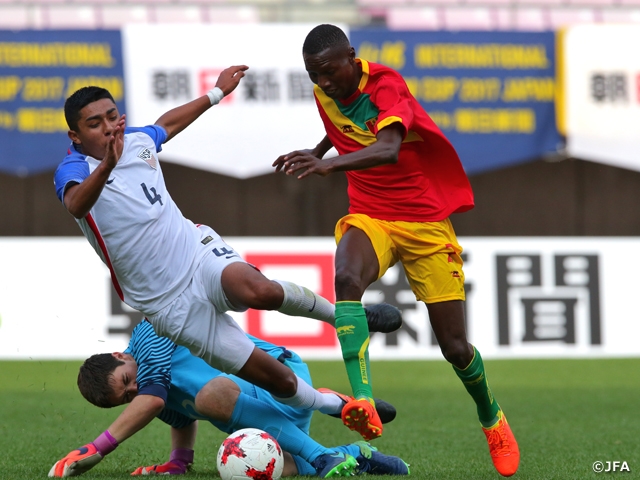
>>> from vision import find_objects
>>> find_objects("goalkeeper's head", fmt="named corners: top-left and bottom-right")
top-left (78, 352), bottom-right (137, 408)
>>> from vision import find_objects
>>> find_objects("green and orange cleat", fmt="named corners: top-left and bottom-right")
top-left (318, 387), bottom-right (396, 425)
top-left (482, 410), bottom-right (520, 477)
top-left (341, 398), bottom-right (384, 441)
top-left (311, 452), bottom-right (358, 478)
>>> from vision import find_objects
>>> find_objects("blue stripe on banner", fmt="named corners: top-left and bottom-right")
top-left (0, 30), bottom-right (125, 175)
top-left (349, 30), bottom-right (563, 175)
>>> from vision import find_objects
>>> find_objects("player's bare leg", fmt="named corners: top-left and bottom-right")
top-left (220, 262), bottom-right (402, 333)
top-left (221, 262), bottom-right (334, 320)
top-left (334, 227), bottom-right (383, 440)
top-left (232, 346), bottom-right (342, 422)
top-left (429, 300), bottom-right (520, 476)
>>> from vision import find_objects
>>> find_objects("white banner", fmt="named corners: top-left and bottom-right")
top-left (563, 25), bottom-right (640, 170)
top-left (122, 24), bottom-right (343, 178)
top-left (1, 237), bottom-right (638, 360)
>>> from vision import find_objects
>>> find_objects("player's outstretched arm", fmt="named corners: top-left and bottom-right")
top-left (64, 114), bottom-right (125, 218)
top-left (155, 65), bottom-right (248, 142)
top-left (131, 422), bottom-right (198, 475)
top-left (48, 395), bottom-right (165, 477)
top-left (277, 124), bottom-right (404, 180)
top-left (108, 393), bottom-right (166, 442)
top-left (272, 135), bottom-right (333, 173)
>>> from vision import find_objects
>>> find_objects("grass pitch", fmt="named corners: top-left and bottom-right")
top-left (0, 358), bottom-right (638, 479)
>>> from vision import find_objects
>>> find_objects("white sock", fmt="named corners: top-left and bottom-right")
top-left (317, 394), bottom-right (345, 415)
top-left (274, 280), bottom-right (335, 324)
top-left (271, 375), bottom-right (341, 412)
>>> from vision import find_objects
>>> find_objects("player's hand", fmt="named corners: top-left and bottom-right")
top-left (131, 460), bottom-right (189, 475)
top-left (215, 65), bottom-right (249, 96)
top-left (273, 149), bottom-right (330, 179)
top-left (104, 114), bottom-right (126, 170)
top-left (48, 443), bottom-right (103, 477)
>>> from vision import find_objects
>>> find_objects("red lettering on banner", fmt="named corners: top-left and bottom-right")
top-left (199, 69), bottom-right (234, 103)
top-left (245, 253), bottom-right (337, 348)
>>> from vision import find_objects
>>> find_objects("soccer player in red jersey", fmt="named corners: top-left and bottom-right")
top-left (273, 24), bottom-right (519, 477)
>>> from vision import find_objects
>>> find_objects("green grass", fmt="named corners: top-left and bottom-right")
top-left (1, 358), bottom-right (639, 479)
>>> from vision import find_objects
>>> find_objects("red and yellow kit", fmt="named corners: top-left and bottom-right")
top-left (314, 58), bottom-right (474, 222)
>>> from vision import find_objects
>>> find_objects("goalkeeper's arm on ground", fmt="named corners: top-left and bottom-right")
top-left (131, 421), bottom-right (197, 475)
top-left (48, 394), bottom-right (165, 477)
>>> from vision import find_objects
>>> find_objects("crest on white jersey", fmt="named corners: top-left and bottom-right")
top-left (138, 148), bottom-right (157, 169)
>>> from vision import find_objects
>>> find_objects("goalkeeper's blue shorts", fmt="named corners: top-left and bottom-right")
top-left (165, 337), bottom-right (313, 434)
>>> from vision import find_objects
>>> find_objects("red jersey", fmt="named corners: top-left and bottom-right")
top-left (314, 59), bottom-right (474, 222)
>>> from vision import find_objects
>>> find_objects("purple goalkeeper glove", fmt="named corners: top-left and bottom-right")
top-left (48, 431), bottom-right (118, 477)
top-left (131, 448), bottom-right (194, 476)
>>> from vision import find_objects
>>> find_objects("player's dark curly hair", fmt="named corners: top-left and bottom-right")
top-left (77, 353), bottom-right (124, 408)
top-left (64, 86), bottom-right (115, 131)
top-left (302, 24), bottom-right (350, 55)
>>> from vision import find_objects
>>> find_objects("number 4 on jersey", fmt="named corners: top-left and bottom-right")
top-left (141, 183), bottom-right (163, 206)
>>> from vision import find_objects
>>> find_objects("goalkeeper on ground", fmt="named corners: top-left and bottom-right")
top-left (49, 320), bottom-right (409, 478)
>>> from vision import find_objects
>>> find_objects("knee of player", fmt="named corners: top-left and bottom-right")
top-left (440, 340), bottom-right (473, 367)
top-left (194, 378), bottom-right (238, 421)
top-left (270, 370), bottom-right (298, 397)
top-left (243, 280), bottom-right (283, 310)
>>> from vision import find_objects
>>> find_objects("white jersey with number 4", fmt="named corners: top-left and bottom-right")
top-left (54, 125), bottom-right (211, 314)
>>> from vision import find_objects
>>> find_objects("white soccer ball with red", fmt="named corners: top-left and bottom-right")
top-left (216, 428), bottom-right (284, 480)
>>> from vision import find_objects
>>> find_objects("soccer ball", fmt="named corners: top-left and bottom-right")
top-left (216, 428), bottom-right (284, 480)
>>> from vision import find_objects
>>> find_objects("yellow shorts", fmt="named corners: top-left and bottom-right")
top-left (335, 214), bottom-right (465, 304)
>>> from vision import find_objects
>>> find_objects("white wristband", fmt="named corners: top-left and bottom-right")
top-left (206, 87), bottom-right (224, 106)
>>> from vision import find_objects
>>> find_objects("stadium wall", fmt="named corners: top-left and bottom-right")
top-left (3, 157), bottom-right (640, 237)
top-left (1, 237), bottom-right (638, 360)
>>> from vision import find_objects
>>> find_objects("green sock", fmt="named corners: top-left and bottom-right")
top-left (335, 301), bottom-right (373, 401)
top-left (454, 346), bottom-right (500, 427)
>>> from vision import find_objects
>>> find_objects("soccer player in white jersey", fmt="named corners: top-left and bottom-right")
top-left (54, 66), bottom-right (400, 477)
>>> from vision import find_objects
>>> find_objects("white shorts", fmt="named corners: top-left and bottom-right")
top-left (147, 234), bottom-right (256, 374)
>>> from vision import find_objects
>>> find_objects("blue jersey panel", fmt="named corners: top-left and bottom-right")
top-left (53, 148), bottom-right (89, 202)
top-left (125, 125), bottom-right (168, 152)
top-left (125, 321), bottom-right (176, 401)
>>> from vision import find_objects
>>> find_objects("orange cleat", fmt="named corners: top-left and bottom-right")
top-left (482, 410), bottom-right (520, 477)
top-left (318, 388), bottom-right (396, 424)
top-left (341, 398), bottom-right (383, 441)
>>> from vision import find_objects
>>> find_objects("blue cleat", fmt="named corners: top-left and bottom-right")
top-left (354, 441), bottom-right (410, 475)
top-left (312, 452), bottom-right (358, 478)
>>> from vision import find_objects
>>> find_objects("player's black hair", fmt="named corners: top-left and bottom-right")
top-left (302, 24), bottom-right (350, 55)
top-left (77, 353), bottom-right (125, 408)
top-left (64, 86), bottom-right (115, 131)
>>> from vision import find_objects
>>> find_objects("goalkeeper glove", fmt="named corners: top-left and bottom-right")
top-left (131, 448), bottom-right (194, 475)
top-left (48, 430), bottom-right (118, 477)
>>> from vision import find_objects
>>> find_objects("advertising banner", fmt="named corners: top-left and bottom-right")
top-left (1, 237), bottom-right (638, 360)
top-left (349, 30), bottom-right (562, 174)
top-left (562, 25), bottom-right (640, 171)
top-left (0, 30), bottom-right (125, 175)
top-left (122, 24), bottom-right (342, 179)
